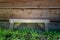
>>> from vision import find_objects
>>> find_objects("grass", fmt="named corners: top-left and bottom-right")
top-left (0, 28), bottom-right (60, 40)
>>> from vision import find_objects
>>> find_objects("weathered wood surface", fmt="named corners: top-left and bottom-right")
top-left (0, 0), bottom-right (60, 8)
top-left (0, 8), bottom-right (60, 21)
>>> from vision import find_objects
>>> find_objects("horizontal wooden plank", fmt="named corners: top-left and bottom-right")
top-left (0, 8), bottom-right (60, 21)
top-left (0, 0), bottom-right (60, 8)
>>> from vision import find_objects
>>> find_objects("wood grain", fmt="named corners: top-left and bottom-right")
top-left (0, 0), bottom-right (60, 8)
top-left (0, 8), bottom-right (60, 21)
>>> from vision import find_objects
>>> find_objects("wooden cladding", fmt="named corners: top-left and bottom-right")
top-left (0, 8), bottom-right (60, 21)
top-left (0, 0), bottom-right (60, 8)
